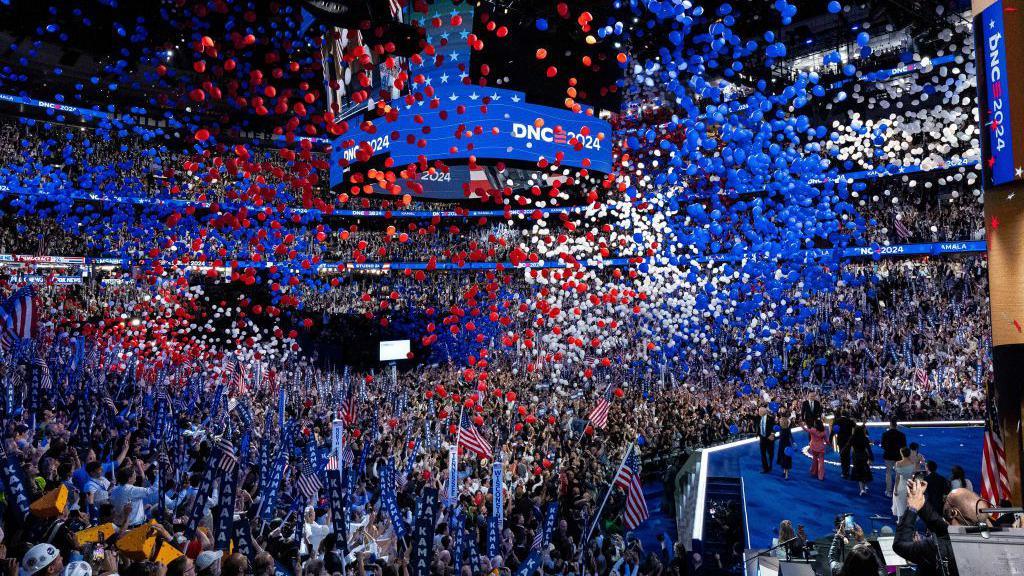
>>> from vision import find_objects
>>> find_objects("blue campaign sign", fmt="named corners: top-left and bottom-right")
top-left (974, 0), bottom-right (1020, 188)
top-left (329, 84), bottom-right (613, 188)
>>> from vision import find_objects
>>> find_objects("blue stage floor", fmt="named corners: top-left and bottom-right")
top-left (706, 425), bottom-right (983, 549)
top-left (632, 480), bottom-right (677, 553)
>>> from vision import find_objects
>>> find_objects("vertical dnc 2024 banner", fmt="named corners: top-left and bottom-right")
top-left (975, 0), bottom-right (1024, 188)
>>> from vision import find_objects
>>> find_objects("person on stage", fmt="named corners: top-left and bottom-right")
top-left (800, 392), bottom-right (823, 426)
top-left (832, 409), bottom-right (855, 479)
top-left (847, 425), bottom-right (874, 496)
top-left (776, 416), bottom-right (794, 480)
top-left (881, 419), bottom-right (907, 497)
top-left (891, 447), bottom-right (915, 518)
top-left (801, 418), bottom-right (829, 481)
top-left (755, 406), bottom-right (776, 473)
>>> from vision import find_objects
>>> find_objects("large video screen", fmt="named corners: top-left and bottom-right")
top-left (330, 83), bottom-right (612, 187)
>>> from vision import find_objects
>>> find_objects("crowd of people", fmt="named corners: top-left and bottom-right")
top-left (0, 4), bottom-right (1011, 576)
top-left (0, 238), bottom-right (996, 575)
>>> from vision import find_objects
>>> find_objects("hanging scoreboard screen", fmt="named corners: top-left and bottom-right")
top-left (329, 84), bottom-right (613, 190)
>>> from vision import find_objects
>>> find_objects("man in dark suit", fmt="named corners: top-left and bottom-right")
top-left (800, 392), bottom-right (822, 426)
top-left (881, 419), bottom-right (907, 497)
top-left (755, 406), bottom-right (776, 473)
top-left (923, 461), bottom-right (951, 514)
top-left (833, 408), bottom-right (855, 479)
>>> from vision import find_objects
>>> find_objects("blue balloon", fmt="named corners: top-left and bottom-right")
top-left (828, 1), bottom-right (841, 13)
top-left (729, 424), bottom-right (739, 435)
top-left (535, 18), bottom-right (548, 31)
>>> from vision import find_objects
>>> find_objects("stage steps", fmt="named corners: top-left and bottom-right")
top-left (700, 476), bottom-right (748, 562)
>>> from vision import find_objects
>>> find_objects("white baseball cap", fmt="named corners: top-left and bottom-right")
top-left (22, 544), bottom-right (60, 575)
top-left (63, 561), bottom-right (93, 576)
top-left (195, 551), bottom-right (223, 573)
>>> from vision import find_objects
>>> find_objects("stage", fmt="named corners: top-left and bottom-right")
top-left (692, 422), bottom-right (984, 550)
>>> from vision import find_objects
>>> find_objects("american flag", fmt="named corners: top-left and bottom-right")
top-left (893, 217), bottom-right (911, 240)
top-left (531, 529), bottom-right (543, 551)
top-left (340, 388), bottom-right (357, 425)
top-left (613, 448), bottom-right (649, 530)
top-left (215, 438), bottom-right (238, 473)
top-left (458, 413), bottom-right (493, 460)
top-left (297, 445), bottom-right (323, 499)
top-left (34, 355), bottom-right (52, 390)
top-left (0, 286), bottom-right (37, 351)
top-left (388, 0), bottom-right (403, 20)
top-left (981, 410), bottom-right (1010, 507)
top-left (914, 367), bottom-right (929, 389)
top-left (227, 357), bottom-right (248, 395)
top-left (587, 385), bottom-right (614, 429)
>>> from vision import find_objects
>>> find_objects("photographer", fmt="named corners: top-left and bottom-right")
top-left (828, 516), bottom-right (884, 576)
top-left (893, 478), bottom-right (993, 576)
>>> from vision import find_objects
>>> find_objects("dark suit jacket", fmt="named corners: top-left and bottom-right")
top-left (834, 416), bottom-right (855, 446)
top-left (924, 472), bottom-right (951, 513)
top-left (881, 428), bottom-right (908, 461)
top-left (755, 414), bottom-right (776, 440)
top-left (893, 503), bottom-right (957, 576)
top-left (800, 400), bottom-right (822, 424)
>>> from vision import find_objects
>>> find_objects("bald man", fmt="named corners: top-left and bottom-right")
top-left (892, 479), bottom-right (991, 576)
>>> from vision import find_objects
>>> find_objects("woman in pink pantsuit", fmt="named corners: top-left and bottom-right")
top-left (802, 418), bottom-right (829, 480)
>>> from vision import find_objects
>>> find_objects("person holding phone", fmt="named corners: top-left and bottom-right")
top-left (827, 516), bottom-right (884, 576)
